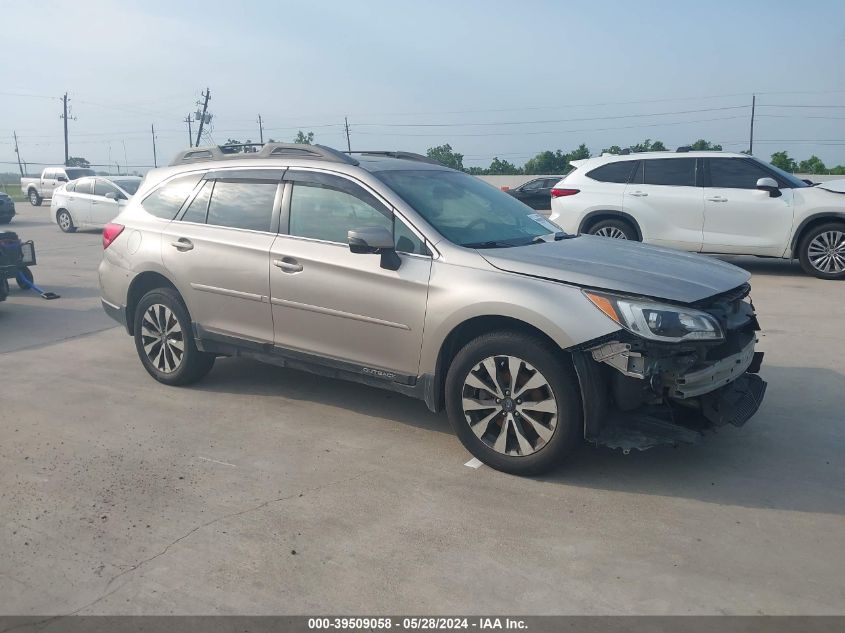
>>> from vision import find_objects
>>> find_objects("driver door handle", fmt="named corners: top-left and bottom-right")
top-left (274, 257), bottom-right (303, 273)
top-left (170, 238), bottom-right (194, 251)
top-left (628, 190), bottom-right (648, 197)
top-left (707, 196), bottom-right (728, 202)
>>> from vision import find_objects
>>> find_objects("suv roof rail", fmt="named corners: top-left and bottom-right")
top-left (345, 150), bottom-right (443, 166)
top-left (169, 143), bottom-right (359, 166)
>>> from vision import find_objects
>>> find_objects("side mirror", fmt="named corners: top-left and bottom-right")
top-left (348, 226), bottom-right (401, 270)
top-left (756, 177), bottom-right (781, 197)
top-left (57, 176), bottom-right (68, 182)
top-left (104, 192), bottom-right (117, 201)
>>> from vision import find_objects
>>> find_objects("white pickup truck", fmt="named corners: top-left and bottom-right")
top-left (21, 166), bottom-right (96, 207)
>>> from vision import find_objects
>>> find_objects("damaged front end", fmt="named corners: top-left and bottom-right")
top-left (573, 283), bottom-right (767, 453)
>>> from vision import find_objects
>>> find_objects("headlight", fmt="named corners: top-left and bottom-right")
top-left (584, 291), bottom-right (723, 342)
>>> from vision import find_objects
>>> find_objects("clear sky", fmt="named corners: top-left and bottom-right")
top-left (1, 0), bottom-right (843, 173)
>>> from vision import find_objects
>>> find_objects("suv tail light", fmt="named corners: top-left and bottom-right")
top-left (103, 223), bottom-right (124, 249)
top-left (551, 188), bottom-right (580, 198)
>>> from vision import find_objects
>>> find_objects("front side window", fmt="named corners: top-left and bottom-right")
top-left (587, 161), bottom-right (637, 184)
top-left (375, 169), bottom-right (556, 247)
top-left (289, 181), bottom-right (391, 243)
top-left (93, 179), bottom-right (119, 197)
top-left (521, 179), bottom-right (544, 191)
top-left (206, 180), bottom-right (278, 232)
top-left (394, 217), bottom-right (429, 255)
top-left (141, 174), bottom-right (202, 220)
top-left (633, 158), bottom-right (696, 187)
top-left (708, 159), bottom-right (772, 189)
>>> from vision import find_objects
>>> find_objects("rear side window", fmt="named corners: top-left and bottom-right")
top-left (75, 179), bottom-right (93, 195)
top-left (206, 180), bottom-right (278, 232)
top-left (633, 158), bottom-right (696, 187)
top-left (708, 159), bottom-right (772, 189)
top-left (141, 174), bottom-right (202, 220)
top-left (93, 179), bottom-right (119, 197)
top-left (587, 161), bottom-right (637, 183)
top-left (65, 182), bottom-right (77, 193)
top-left (180, 180), bottom-right (213, 224)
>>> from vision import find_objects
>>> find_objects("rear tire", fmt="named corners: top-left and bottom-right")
top-left (445, 331), bottom-right (582, 476)
top-left (56, 209), bottom-right (76, 233)
top-left (587, 218), bottom-right (638, 241)
top-left (29, 190), bottom-right (42, 206)
top-left (133, 288), bottom-right (215, 386)
top-left (798, 222), bottom-right (845, 280)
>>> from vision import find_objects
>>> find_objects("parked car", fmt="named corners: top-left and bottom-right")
top-left (51, 176), bottom-right (142, 233)
top-left (21, 166), bottom-right (96, 207)
top-left (0, 191), bottom-right (15, 224)
top-left (549, 150), bottom-right (845, 279)
top-left (505, 176), bottom-right (564, 211)
top-left (99, 144), bottom-right (766, 475)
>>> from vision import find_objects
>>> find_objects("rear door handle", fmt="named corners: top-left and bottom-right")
top-left (706, 196), bottom-right (728, 202)
top-left (170, 238), bottom-right (194, 251)
top-left (628, 191), bottom-right (648, 197)
top-left (273, 257), bottom-right (303, 273)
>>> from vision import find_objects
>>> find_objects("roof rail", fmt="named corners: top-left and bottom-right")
top-left (345, 150), bottom-right (443, 166)
top-left (169, 143), bottom-right (359, 166)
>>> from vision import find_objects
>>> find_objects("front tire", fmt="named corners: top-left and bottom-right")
top-left (445, 331), bottom-right (582, 475)
top-left (588, 218), bottom-right (638, 241)
top-left (56, 209), bottom-right (76, 233)
top-left (29, 190), bottom-right (42, 206)
top-left (133, 288), bottom-right (215, 386)
top-left (798, 222), bottom-right (845, 280)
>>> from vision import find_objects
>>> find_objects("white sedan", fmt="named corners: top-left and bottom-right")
top-left (50, 176), bottom-right (142, 233)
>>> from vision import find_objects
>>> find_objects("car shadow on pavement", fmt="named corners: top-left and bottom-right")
top-left (715, 255), bottom-right (806, 278)
top-left (196, 358), bottom-right (844, 515)
top-left (538, 364), bottom-right (845, 515)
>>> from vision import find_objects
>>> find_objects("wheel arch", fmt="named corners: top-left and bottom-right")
top-left (125, 271), bottom-right (179, 336)
top-left (578, 210), bottom-right (643, 240)
top-left (790, 212), bottom-right (845, 255)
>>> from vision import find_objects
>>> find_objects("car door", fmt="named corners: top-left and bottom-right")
top-left (42, 169), bottom-right (58, 198)
top-left (513, 179), bottom-right (546, 209)
top-left (91, 179), bottom-right (123, 226)
top-left (269, 170), bottom-right (432, 377)
top-left (623, 157), bottom-right (704, 251)
top-left (161, 169), bottom-right (282, 344)
top-left (702, 158), bottom-right (795, 256)
top-left (69, 177), bottom-right (95, 225)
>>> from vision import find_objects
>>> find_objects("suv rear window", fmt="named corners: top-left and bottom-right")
top-left (632, 158), bottom-right (696, 187)
top-left (587, 161), bottom-right (637, 183)
top-left (206, 180), bottom-right (278, 232)
top-left (141, 174), bottom-right (202, 220)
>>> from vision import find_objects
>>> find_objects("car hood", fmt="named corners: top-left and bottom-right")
top-left (480, 235), bottom-right (750, 304)
top-left (815, 179), bottom-right (845, 194)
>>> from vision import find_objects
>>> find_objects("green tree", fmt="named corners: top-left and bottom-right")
top-left (523, 150), bottom-right (569, 175)
top-left (601, 145), bottom-right (623, 155)
top-left (488, 157), bottom-right (522, 175)
top-left (689, 139), bottom-right (723, 151)
top-left (798, 155), bottom-right (826, 174)
top-left (66, 157), bottom-right (90, 168)
top-left (426, 144), bottom-right (464, 170)
top-left (828, 164), bottom-right (845, 175)
top-left (293, 130), bottom-right (315, 145)
top-left (770, 151), bottom-right (797, 172)
top-left (568, 144), bottom-right (591, 160)
top-left (629, 139), bottom-right (666, 153)
top-left (222, 138), bottom-right (258, 153)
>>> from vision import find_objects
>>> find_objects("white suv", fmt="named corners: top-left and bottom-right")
top-left (549, 151), bottom-right (845, 279)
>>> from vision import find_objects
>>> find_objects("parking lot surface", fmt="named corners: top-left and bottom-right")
top-left (1, 205), bottom-right (844, 615)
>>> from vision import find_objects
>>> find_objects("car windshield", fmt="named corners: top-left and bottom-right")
top-left (65, 168), bottom-right (96, 180)
top-left (753, 157), bottom-right (808, 188)
top-left (112, 179), bottom-right (140, 195)
top-left (375, 169), bottom-right (560, 247)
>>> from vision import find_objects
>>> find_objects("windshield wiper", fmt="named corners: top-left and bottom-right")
top-left (531, 231), bottom-right (573, 244)
top-left (462, 240), bottom-right (519, 249)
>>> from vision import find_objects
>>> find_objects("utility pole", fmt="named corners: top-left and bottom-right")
top-left (749, 94), bottom-right (756, 155)
top-left (184, 114), bottom-right (194, 147)
top-left (195, 88), bottom-right (211, 147)
top-left (60, 92), bottom-right (73, 166)
top-left (344, 117), bottom-right (351, 152)
top-left (151, 124), bottom-right (158, 167)
top-left (257, 114), bottom-right (264, 144)
top-left (13, 131), bottom-right (24, 177)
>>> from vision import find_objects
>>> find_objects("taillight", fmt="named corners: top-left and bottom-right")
top-left (551, 188), bottom-right (580, 198)
top-left (103, 223), bottom-right (125, 249)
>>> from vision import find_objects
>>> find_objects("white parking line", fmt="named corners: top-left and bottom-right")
top-left (464, 457), bottom-right (484, 469)
top-left (197, 456), bottom-right (238, 468)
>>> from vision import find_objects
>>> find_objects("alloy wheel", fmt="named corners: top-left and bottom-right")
top-left (58, 212), bottom-right (71, 231)
top-left (594, 226), bottom-right (628, 239)
top-left (461, 355), bottom-right (557, 457)
top-left (140, 304), bottom-right (185, 374)
top-left (807, 230), bottom-right (845, 274)
top-left (30, 192), bottom-right (38, 205)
